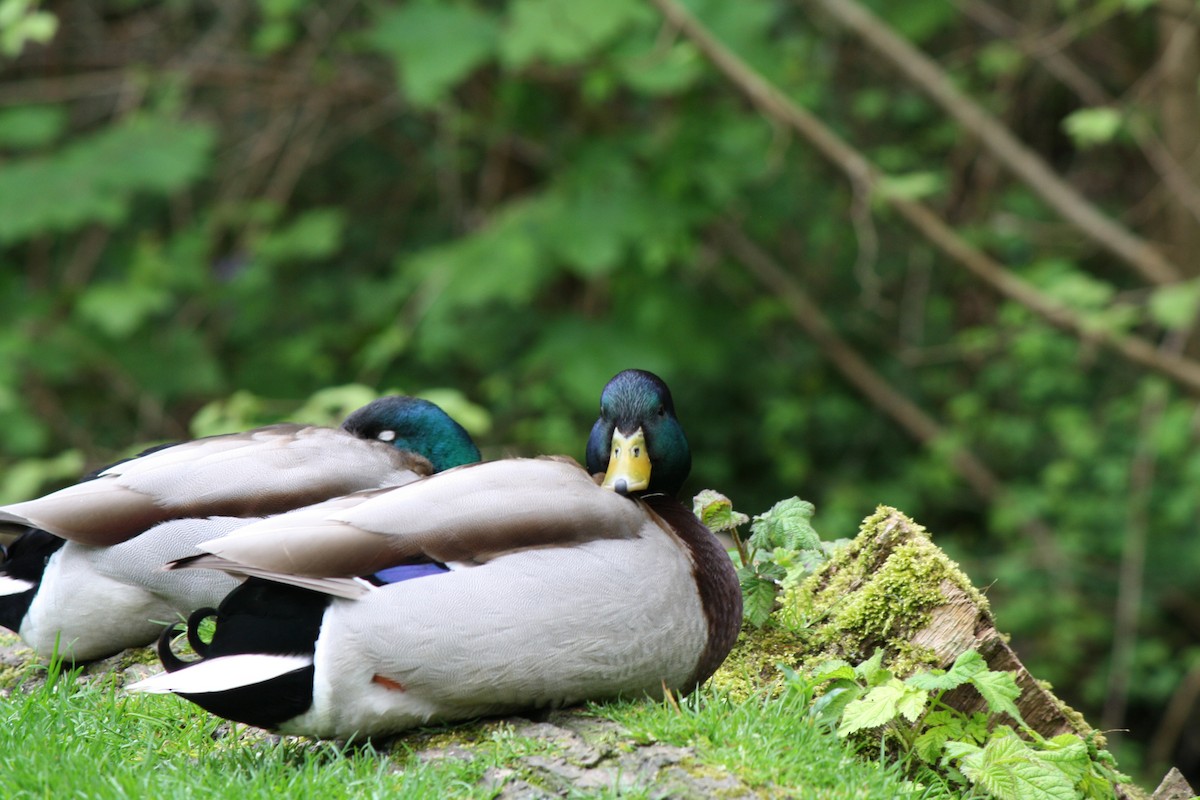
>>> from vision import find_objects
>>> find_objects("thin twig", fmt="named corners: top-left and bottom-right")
top-left (809, 0), bottom-right (1181, 285)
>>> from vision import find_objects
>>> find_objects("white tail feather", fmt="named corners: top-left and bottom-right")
top-left (126, 654), bottom-right (313, 694)
top-left (0, 576), bottom-right (34, 596)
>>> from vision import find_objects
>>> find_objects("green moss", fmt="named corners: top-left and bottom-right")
top-left (709, 625), bottom-right (809, 701)
top-left (396, 718), bottom-right (504, 754)
top-left (109, 646), bottom-right (159, 669)
top-left (777, 506), bottom-right (989, 676)
top-left (0, 661), bottom-right (28, 691)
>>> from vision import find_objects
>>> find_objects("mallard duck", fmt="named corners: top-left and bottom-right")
top-left (130, 370), bottom-right (742, 739)
top-left (0, 396), bottom-right (480, 660)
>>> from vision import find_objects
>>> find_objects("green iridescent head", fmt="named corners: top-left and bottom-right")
top-left (341, 396), bottom-right (481, 473)
top-left (585, 369), bottom-right (691, 497)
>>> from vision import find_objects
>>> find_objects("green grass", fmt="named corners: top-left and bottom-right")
top-left (0, 655), bottom-right (931, 799)
top-left (598, 682), bottom-right (932, 800)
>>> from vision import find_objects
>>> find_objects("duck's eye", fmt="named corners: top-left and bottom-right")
top-left (657, 406), bottom-right (666, 417)
top-left (612, 446), bottom-right (620, 458)
top-left (377, 430), bottom-right (397, 442)
top-left (633, 446), bottom-right (641, 458)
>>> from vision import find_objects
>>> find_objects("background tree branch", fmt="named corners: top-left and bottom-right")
top-left (809, 0), bottom-right (1182, 285)
top-left (649, 0), bottom-right (1200, 396)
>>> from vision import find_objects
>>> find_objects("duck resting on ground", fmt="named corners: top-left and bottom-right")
top-left (130, 369), bottom-right (742, 740)
top-left (0, 396), bottom-right (480, 661)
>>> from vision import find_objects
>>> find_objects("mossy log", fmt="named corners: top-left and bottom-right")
top-left (789, 506), bottom-right (1092, 738)
top-left (721, 505), bottom-right (1177, 800)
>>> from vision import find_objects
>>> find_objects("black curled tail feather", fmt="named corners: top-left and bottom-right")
top-left (186, 607), bottom-right (217, 657)
top-left (156, 579), bottom-right (331, 730)
top-left (156, 607), bottom-right (219, 671)
top-left (156, 620), bottom-right (192, 673)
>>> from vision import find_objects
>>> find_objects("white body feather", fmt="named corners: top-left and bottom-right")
top-left (20, 517), bottom-right (249, 660)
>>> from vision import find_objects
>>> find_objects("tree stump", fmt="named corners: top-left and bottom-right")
top-left (787, 506), bottom-right (1158, 799)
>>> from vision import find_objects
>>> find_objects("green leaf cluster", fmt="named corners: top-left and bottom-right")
top-left (698, 493), bottom-right (840, 629)
top-left (806, 650), bottom-right (1130, 799)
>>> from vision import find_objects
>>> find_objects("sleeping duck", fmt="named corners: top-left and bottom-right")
top-left (0, 396), bottom-right (480, 661)
top-left (130, 370), bottom-right (742, 740)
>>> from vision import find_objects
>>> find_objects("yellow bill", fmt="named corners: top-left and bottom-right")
top-left (601, 427), bottom-right (651, 494)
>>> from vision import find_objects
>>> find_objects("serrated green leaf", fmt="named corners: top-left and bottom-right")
top-left (959, 731), bottom-right (1077, 800)
top-left (962, 712), bottom-right (991, 743)
top-left (740, 575), bottom-right (779, 628)
top-left (968, 669), bottom-right (1024, 725)
top-left (854, 649), bottom-right (889, 685)
top-left (691, 489), bottom-right (749, 532)
top-left (896, 683), bottom-right (929, 723)
top-left (1037, 734), bottom-right (1090, 784)
top-left (906, 649), bottom-right (987, 691)
top-left (838, 679), bottom-right (914, 736)
top-left (749, 497), bottom-right (820, 552)
top-left (943, 740), bottom-right (983, 761)
top-left (913, 726), bottom-right (952, 763)
top-left (811, 660), bottom-right (856, 684)
top-left (810, 685), bottom-right (861, 728)
top-left (368, 2), bottom-right (498, 108)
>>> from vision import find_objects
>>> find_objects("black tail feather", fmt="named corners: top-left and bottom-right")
top-left (158, 578), bottom-right (330, 730)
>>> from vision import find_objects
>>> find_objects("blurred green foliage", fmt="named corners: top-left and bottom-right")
top-left (2, 0), bottom-right (1199, 780)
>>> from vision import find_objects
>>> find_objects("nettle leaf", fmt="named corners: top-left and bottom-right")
top-left (1038, 734), bottom-right (1091, 785)
top-left (811, 685), bottom-right (861, 728)
top-left (913, 725), bottom-right (952, 764)
top-left (960, 731), bottom-right (1076, 800)
top-left (838, 679), bottom-right (924, 736)
top-left (692, 489), bottom-right (749, 533)
top-left (895, 682), bottom-right (929, 723)
top-left (368, 2), bottom-right (498, 108)
top-left (749, 497), bottom-right (820, 552)
top-left (740, 574), bottom-right (779, 628)
top-left (906, 649), bottom-right (987, 691)
top-left (854, 649), bottom-right (889, 686)
top-left (968, 669), bottom-right (1024, 725)
top-left (811, 659), bottom-right (856, 684)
